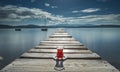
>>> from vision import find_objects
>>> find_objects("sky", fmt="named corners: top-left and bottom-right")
top-left (0, 0), bottom-right (120, 26)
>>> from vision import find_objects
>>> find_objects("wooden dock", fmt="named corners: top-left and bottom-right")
top-left (1, 29), bottom-right (119, 72)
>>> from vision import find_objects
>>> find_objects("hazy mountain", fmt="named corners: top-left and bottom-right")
top-left (0, 24), bottom-right (120, 28)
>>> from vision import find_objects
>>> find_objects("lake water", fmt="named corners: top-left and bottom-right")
top-left (0, 28), bottom-right (120, 70)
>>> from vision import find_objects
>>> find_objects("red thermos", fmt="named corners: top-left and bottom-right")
top-left (57, 47), bottom-right (63, 60)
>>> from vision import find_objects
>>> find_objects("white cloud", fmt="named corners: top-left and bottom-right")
top-left (45, 3), bottom-right (58, 9)
top-left (72, 8), bottom-right (100, 13)
top-left (62, 14), bottom-right (120, 25)
top-left (72, 10), bottom-right (80, 13)
top-left (81, 8), bottom-right (100, 13)
top-left (51, 6), bottom-right (58, 8)
top-left (45, 3), bottom-right (50, 7)
top-left (8, 13), bottom-right (18, 19)
top-left (0, 5), bottom-right (64, 24)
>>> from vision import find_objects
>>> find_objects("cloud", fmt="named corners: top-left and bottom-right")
top-left (0, 5), bottom-right (120, 25)
top-left (51, 6), bottom-right (58, 8)
top-left (72, 10), bottom-right (80, 13)
top-left (62, 14), bottom-right (120, 25)
top-left (81, 8), bottom-right (100, 13)
top-left (45, 3), bottom-right (50, 7)
top-left (72, 8), bottom-right (100, 13)
top-left (0, 5), bottom-right (63, 24)
top-left (44, 3), bottom-right (58, 9)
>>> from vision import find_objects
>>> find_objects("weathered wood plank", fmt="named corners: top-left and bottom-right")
top-left (49, 35), bottom-right (72, 38)
top-left (46, 38), bottom-right (76, 41)
top-left (55, 29), bottom-right (66, 33)
top-left (2, 59), bottom-right (119, 72)
top-left (35, 45), bottom-right (88, 50)
top-left (20, 53), bottom-right (101, 59)
top-left (55, 31), bottom-right (66, 33)
top-left (39, 43), bottom-right (83, 46)
top-left (51, 34), bottom-right (71, 36)
top-left (28, 49), bottom-right (92, 54)
top-left (40, 41), bottom-right (80, 44)
top-left (53, 33), bottom-right (69, 35)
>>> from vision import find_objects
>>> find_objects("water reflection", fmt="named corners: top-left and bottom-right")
top-left (66, 28), bottom-right (120, 69)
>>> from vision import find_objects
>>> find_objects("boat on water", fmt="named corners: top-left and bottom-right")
top-left (41, 26), bottom-right (47, 31)
top-left (15, 28), bottom-right (21, 31)
top-left (41, 28), bottom-right (47, 31)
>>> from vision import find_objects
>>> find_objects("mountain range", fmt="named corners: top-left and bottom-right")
top-left (0, 24), bottom-right (120, 28)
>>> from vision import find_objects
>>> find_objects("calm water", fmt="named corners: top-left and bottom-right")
top-left (0, 28), bottom-right (120, 70)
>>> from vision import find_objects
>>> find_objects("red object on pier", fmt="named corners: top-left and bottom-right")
top-left (57, 47), bottom-right (64, 60)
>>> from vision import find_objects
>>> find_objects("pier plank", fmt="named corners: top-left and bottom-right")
top-left (1, 59), bottom-right (119, 72)
top-left (46, 38), bottom-right (76, 41)
top-left (35, 45), bottom-right (88, 50)
top-left (39, 43), bottom-right (83, 46)
top-left (20, 53), bottom-right (101, 59)
top-left (28, 49), bottom-right (92, 54)
top-left (40, 41), bottom-right (80, 43)
top-left (53, 33), bottom-right (69, 35)
top-left (49, 35), bottom-right (72, 38)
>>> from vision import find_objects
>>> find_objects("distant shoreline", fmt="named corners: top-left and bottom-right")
top-left (0, 24), bottom-right (120, 28)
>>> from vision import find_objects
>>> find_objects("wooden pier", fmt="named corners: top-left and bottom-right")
top-left (1, 29), bottom-right (119, 72)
